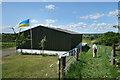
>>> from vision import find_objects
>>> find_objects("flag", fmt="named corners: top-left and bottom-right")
top-left (18, 19), bottom-right (29, 27)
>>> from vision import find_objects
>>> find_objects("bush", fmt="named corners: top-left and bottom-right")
top-left (93, 37), bottom-right (102, 45)
top-left (94, 32), bottom-right (120, 46)
top-left (82, 45), bottom-right (90, 52)
top-left (101, 32), bottom-right (120, 46)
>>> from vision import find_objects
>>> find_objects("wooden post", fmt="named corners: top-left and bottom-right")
top-left (80, 46), bottom-right (82, 53)
top-left (111, 44), bottom-right (116, 65)
top-left (58, 57), bottom-right (61, 80)
top-left (61, 56), bottom-right (66, 79)
top-left (75, 48), bottom-right (79, 61)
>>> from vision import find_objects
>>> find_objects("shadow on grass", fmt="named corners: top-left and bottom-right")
top-left (65, 52), bottom-right (87, 79)
top-left (97, 55), bottom-right (101, 58)
top-left (77, 59), bottom-right (87, 64)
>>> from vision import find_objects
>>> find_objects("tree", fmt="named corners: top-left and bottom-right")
top-left (113, 25), bottom-right (120, 34)
top-left (101, 32), bottom-right (120, 46)
top-left (12, 27), bottom-right (30, 53)
top-left (38, 36), bottom-right (46, 54)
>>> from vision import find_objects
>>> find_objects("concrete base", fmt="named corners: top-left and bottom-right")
top-left (17, 49), bottom-right (68, 56)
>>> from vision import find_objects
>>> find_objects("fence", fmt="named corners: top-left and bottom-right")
top-left (58, 46), bottom-right (82, 80)
top-left (110, 44), bottom-right (120, 65)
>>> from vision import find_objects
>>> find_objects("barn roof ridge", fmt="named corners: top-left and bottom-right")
top-left (22, 25), bottom-right (81, 34)
top-left (39, 25), bottom-right (81, 34)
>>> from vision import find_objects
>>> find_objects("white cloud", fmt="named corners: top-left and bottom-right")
top-left (79, 16), bottom-right (89, 19)
top-left (1, 25), bottom-right (15, 33)
top-left (78, 22), bottom-right (87, 26)
top-left (31, 19), bottom-right (38, 23)
top-left (2, 22), bottom-right (118, 34)
top-left (79, 13), bottom-right (104, 19)
top-left (45, 19), bottom-right (57, 24)
top-left (89, 23), bottom-right (117, 32)
top-left (50, 22), bottom-right (118, 33)
top-left (90, 13), bottom-right (104, 19)
top-left (107, 10), bottom-right (118, 17)
top-left (94, 20), bottom-right (98, 23)
top-left (78, 10), bottom-right (118, 20)
top-left (45, 4), bottom-right (55, 10)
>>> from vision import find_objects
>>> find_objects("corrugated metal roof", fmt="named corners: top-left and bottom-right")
top-left (39, 25), bottom-right (81, 34)
top-left (23, 25), bottom-right (82, 34)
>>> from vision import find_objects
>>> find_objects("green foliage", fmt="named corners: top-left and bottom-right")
top-left (113, 25), bottom-right (120, 29)
top-left (82, 45), bottom-right (90, 52)
top-left (115, 46), bottom-right (120, 68)
top-left (1, 33), bottom-right (16, 49)
top-left (65, 45), bottom-right (119, 78)
top-left (12, 27), bottom-right (30, 49)
top-left (41, 54), bottom-right (49, 57)
top-left (65, 52), bottom-right (86, 79)
top-left (2, 33), bottom-right (16, 42)
top-left (93, 32), bottom-right (120, 46)
top-left (38, 36), bottom-right (46, 54)
top-left (101, 32), bottom-right (120, 46)
top-left (1, 42), bottom-right (15, 49)
top-left (93, 37), bottom-right (102, 45)
top-left (84, 32), bottom-right (120, 46)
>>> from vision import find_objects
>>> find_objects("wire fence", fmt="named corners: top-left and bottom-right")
top-left (99, 44), bottom-right (120, 65)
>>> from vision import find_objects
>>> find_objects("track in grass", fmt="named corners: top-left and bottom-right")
top-left (65, 45), bottom-right (119, 78)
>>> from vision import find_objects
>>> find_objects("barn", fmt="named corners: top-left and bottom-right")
top-left (18, 25), bottom-right (82, 54)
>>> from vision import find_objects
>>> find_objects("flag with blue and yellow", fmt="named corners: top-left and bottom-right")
top-left (18, 19), bottom-right (29, 27)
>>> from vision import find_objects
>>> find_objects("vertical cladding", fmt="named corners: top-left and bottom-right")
top-left (71, 34), bottom-right (82, 49)
top-left (40, 27), bottom-right (71, 51)
top-left (20, 26), bottom-right (82, 51)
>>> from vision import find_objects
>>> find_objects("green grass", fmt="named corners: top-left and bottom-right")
top-left (2, 53), bottom-right (58, 78)
top-left (1, 42), bottom-right (16, 49)
top-left (65, 45), bottom-right (119, 78)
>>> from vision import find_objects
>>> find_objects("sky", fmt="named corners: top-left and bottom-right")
top-left (1, 2), bottom-right (119, 34)
top-left (1, 0), bottom-right (120, 2)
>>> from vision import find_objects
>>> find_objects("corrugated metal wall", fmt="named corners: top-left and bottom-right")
top-left (71, 34), bottom-right (82, 49)
top-left (20, 26), bottom-right (82, 51)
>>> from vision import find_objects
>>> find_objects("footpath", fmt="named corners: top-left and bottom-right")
top-left (66, 45), bottom-right (119, 78)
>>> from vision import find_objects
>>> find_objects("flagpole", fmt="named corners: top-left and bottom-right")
top-left (29, 18), bottom-right (33, 53)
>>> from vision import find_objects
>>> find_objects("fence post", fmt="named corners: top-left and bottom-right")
top-left (61, 55), bottom-right (66, 79)
top-left (80, 46), bottom-right (82, 53)
top-left (75, 48), bottom-right (79, 61)
top-left (111, 44), bottom-right (116, 65)
top-left (58, 56), bottom-right (61, 80)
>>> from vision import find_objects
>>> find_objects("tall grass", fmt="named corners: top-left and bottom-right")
top-left (65, 45), bottom-right (119, 79)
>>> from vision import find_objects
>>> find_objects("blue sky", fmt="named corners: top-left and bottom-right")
top-left (2, 2), bottom-right (119, 34)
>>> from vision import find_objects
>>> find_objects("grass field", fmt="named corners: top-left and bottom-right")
top-left (65, 44), bottom-right (119, 78)
top-left (2, 53), bottom-right (58, 78)
top-left (1, 42), bottom-right (16, 49)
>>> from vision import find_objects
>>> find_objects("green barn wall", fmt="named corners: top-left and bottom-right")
top-left (20, 26), bottom-right (82, 51)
